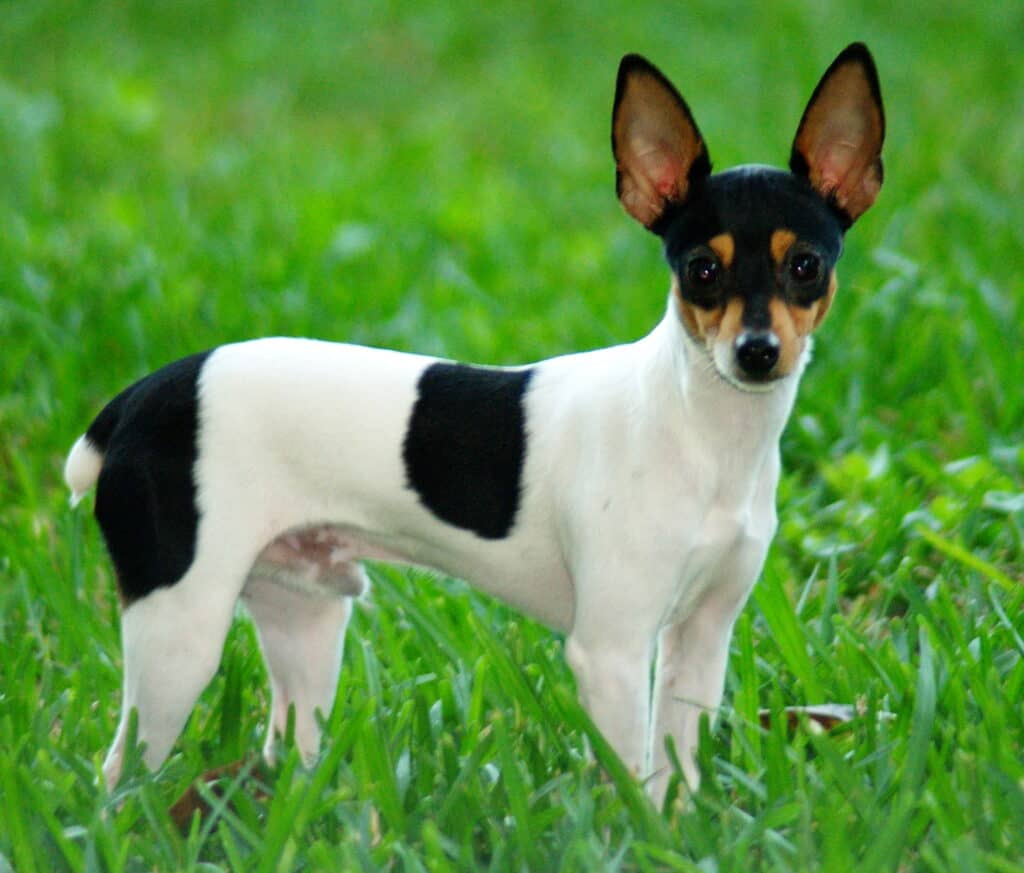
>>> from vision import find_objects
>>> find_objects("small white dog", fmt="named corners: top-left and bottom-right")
top-left (66, 44), bottom-right (883, 803)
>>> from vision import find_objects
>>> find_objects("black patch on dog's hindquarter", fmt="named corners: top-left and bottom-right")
top-left (92, 351), bottom-right (213, 603)
top-left (403, 363), bottom-right (534, 539)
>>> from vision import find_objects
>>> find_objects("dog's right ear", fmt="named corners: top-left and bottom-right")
top-left (612, 54), bottom-right (711, 233)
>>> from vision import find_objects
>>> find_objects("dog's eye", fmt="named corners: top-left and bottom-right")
top-left (687, 256), bottom-right (720, 287)
top-left (789, 252), bottom-right (821, 283)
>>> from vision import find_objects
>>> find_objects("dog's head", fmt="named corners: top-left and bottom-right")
top-left (612, 44), bottom-right (885, 390)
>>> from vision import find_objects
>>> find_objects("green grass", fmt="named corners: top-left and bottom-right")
top-left (1, 1), bottom-right (1022, 870)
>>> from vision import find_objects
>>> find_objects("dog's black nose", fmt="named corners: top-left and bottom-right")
top-left (735, 332), bottom-right (780, 378)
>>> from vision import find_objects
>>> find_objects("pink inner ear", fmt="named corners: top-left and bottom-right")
top-left (813, 107), bottom-right (871, 182)
top-left (814, 133), bottom-right (880, 215)
top-left (645, 144), bottom-right (685, 198)
top-left (817, 142), bottom-right (861, 193)
top-left (618, 132), bottom-right (690, 227)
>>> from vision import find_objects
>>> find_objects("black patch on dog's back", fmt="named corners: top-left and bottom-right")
top-left (403, 363), bottom-right (534, 539)
top-left (92, 351), bottom-right (212, 603)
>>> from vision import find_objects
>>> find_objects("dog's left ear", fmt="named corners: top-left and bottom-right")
top-left (612, 54), bottom-right (711, 233)
top-left (790, 43), bottom-right (885, 226)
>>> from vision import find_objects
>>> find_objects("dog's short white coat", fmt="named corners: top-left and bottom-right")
top-left (67, 292), bottom-right (804, 802)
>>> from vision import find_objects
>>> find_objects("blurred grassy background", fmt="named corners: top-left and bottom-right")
top-left (1, 1), bottom-right (1022, 870)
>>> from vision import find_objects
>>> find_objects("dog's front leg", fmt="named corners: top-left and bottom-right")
top-left (645, 592), bottom-right (740, 805)
top-left (565, 629), bottom-right (653, 779)
top-left (645, 524), bottom-right (770, 806)
top-left (564, 564), bottom-right (660, 780)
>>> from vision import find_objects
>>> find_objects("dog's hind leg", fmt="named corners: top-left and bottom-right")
top-left (241, 570), bottom-right (361, 767)
top-left (102, 554), bottom-right (247, 788)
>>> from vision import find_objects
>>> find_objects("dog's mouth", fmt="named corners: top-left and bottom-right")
top-left (719, 367), bottom-right (784, 393)
top-left (710, 342), bottom-right (786, 393)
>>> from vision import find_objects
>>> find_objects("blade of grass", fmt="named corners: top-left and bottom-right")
top-left (0, 749), bottom-right (37, 873)
top-left (753, 568), bottom-right (824, 699)
top-left (492, 713), bottom-right (537, 867)
top-left (916, 525), bottom-right (1017, 595)
top-left (861, 620), bottom-right (937, 872)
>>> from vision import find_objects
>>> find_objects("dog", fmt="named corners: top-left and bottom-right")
top-left (65, 43), bottom-right (883, 803)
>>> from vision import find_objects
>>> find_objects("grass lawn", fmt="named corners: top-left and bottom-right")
top-left (1, 1), bottom-right (1022, 870)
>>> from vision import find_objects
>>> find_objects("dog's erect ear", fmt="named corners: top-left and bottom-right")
top-left (612, 54), bottom-right (711, 232)
top-left (790, 43), bottom-right (885, 226)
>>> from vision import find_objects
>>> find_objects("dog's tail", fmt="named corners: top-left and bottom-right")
top-left (65, 436), bottom-right (103, 507)
top-left (64, 384), bottom-right (136, 507)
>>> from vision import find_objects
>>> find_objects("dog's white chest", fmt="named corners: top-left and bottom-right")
top-left (662, 501), bottom-right (773, 627)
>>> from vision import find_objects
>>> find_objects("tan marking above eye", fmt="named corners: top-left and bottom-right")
top-left (770, 229), bottom-right (798, 265)
top-left (708, 232), bottom-right (735, 269)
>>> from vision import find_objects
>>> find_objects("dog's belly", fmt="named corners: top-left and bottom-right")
top-left (245, 520), bottom-right (575, 630)
top-left (249, 526), bottom-right (379, 597)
